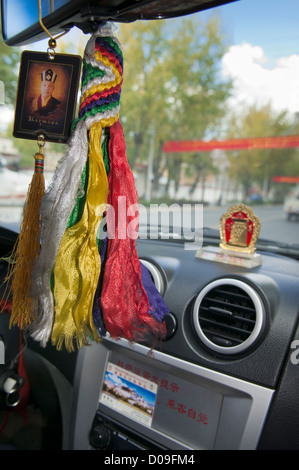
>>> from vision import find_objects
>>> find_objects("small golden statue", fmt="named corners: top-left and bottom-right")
top-left (196, 203), bottom-right (262, 268)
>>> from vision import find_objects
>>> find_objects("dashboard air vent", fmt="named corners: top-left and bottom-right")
top-left (192, 278), bottom-right (265, 355)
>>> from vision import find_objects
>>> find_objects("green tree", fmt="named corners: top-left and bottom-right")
top-left (119, 14), bottom-right (232, 198)
top-left (120, 20), bottom-right (170, 166)
top-left (186, 152), bottom-right (219, 200)
top-left (226, 103), bottom-right (295, 200)
top-left (0, 28), bottom-right (20, 105)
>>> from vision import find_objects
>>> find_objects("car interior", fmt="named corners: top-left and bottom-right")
top-left (0, 0), bottom-right (299, 452)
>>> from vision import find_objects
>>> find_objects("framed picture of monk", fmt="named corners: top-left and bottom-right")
top-left (13, 51), bottom-right (82, 143)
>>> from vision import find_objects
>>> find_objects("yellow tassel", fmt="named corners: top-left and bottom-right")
top-left (8, 150), bottom-right (45, 329)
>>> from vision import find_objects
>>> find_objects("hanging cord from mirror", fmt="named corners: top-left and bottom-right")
top-left (38, 0), bottom-right (69, 59)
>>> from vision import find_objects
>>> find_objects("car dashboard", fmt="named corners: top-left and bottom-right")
top-left (1, 225), bottom-right (299, 451)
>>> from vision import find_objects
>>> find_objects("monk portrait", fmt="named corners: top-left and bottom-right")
top-left (30, 68), bottom-right (61, 117)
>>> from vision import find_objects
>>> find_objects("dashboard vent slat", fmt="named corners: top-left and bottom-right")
top-left (193, 278), bottom-right (265, 355)
top-left (200, 317), bottom-right (252, 338)
top-left (203, 295), bottom-right (256, 314)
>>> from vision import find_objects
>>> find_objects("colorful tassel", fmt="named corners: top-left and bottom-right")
top-left (101, 120), bottom-right (166, 341)
top-left (30, 120), bottom-right (89, 345)
top-left (5, 146), bottom-right (45, 329)
top-left (50, 120), bottom-right (109, 350)
top-left (28, 22), bottom-right (168, 350)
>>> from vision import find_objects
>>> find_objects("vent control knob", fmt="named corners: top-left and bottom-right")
top-left (89, 423), bottom-right (111, 449)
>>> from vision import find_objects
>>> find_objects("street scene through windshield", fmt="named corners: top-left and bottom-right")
top-left (0, 0), bottom-right (298, 248)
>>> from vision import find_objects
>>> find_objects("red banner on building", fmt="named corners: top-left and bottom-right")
top-left (163, 135), bottom-right (299, 153)
top-left (272, 176), bottom-right (299, 183)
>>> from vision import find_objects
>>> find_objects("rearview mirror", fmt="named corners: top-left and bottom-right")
top-left (1, 0), bottom-right (236, 46)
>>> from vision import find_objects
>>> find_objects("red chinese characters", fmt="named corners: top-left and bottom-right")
top-left (166, 399), bottom-right (208, 425)
top-left (116, 360), bottom-right (208, 426)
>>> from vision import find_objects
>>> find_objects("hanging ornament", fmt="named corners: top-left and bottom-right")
top-left (13, 47), bottom-right (82, 144)
top-left (27, 22), bottom-right (169, 351)
top-left (1, 3), bottom-right (81, 333)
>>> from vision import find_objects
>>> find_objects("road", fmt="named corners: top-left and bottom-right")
top-left (0, 202), bottom-right (298, 247)
top-left (202, 204), bottom-right (299, 246)
top-left (138, 203), bottom-right (299, 247)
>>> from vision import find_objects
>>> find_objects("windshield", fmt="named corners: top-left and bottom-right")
top-left (0, 0), bottom-right (298, 251)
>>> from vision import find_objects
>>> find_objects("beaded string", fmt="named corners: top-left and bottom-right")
top-left (34, 153), bottom-right (44, 174)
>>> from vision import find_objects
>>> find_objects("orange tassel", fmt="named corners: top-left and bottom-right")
top-left (7, 149), bottom-right (45, 329)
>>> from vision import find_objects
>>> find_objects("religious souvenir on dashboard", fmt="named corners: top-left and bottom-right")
top-left (196, 204), bottom-right (262, 268)
top-left (12, 21), bottom-right (168, 351)
top-left (219, 204), bottom-right (261, 254)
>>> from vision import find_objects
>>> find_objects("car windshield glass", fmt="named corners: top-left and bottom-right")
top-left (0, 0), bottom-right (298, 250)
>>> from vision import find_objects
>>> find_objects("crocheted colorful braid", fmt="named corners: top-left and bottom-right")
top-left (28, 23), bottom-right (168, 351)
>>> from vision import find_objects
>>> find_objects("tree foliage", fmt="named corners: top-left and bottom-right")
top-left (119, 14), bottom-right (232, 197)
top-left (0, 27), bottom-right (20, 105)
top-left (226, 103), bottom-right (299, 199)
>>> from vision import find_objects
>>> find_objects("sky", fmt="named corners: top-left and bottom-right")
top-left (204, 0), bottom-right (299, 116)
top-left (1, 0), bottom-right (299, 127)
top-left (213, 0), bottom-right (299, 60)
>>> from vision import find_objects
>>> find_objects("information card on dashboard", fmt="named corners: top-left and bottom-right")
top-left (99, 362), bottom-right (158, 427)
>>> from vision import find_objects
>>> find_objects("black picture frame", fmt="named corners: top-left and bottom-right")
top-left (13, 51), bottom-right (82, 144)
